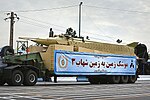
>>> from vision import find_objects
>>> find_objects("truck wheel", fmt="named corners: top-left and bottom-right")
top-left (99, 76), bottom-right (108, 84)
top-left (109, 76), bottom-right (120, 84)
top-left (99, 79), bottom-right (108, 84)
top-left (88, 77), bottom-right (99, 84)
top-left (0, 79), bottom-right (5, 86)
top-left (1, 46), bottom-right (14, 57)
top-left (23, 70), bottom-right (37, 86)
top-left (7, 70), bottom-right (24, 86)
top-left (120, 76), bottom-right (129, 83)
top-left (128, 75), bottom-right (137, 83)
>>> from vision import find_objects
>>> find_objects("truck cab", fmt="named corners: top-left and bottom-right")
top-left (0, 46), bottom-right (42, 86)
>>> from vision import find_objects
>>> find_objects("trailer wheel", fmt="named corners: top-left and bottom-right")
top-left (7, 70), bottom-right (24, 86)
top-left (0, 79), bottom-right (5, 86)
top-left (109, 76), bottom-right (120, 84)
top-left (99, 76), bottom-right (108, 84)
top-left (23, 70), bottom-right (37, 86)
top-left (99, 79), bottom-right (108, 84)
top-left (120, 76), bottom-right (129, 83)
top-left (128, 75), bottom-right (137, 83)
top-left (1, 46), bottom-right (14, 57)
top-left (88, 77), bottom-right (99, 84)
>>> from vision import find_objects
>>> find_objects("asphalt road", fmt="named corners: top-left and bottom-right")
top-left (0, 80), bottom-right (150, 100)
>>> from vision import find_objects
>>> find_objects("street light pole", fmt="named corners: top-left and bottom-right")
top-left (79, 2), bottom-right (83, 38)
top-left (4, 12), bottom-right (19, 48)
top-left (9, 12), bottom-right (14, 48)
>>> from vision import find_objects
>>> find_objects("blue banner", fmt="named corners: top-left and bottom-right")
top-left (54, 50), bottom-right (136, 75)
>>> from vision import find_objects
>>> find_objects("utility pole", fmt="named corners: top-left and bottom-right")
top-left (4, 12), bottom-right (19, 48)
top-left (79, 2), bottom-right (83, 37)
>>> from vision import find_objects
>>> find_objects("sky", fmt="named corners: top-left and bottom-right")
top-left (0, 0), bottom-right (150, 52)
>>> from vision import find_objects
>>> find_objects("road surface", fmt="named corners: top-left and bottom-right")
top-left (0, 80), bottom-right (150, 100)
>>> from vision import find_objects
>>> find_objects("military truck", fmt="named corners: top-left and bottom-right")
top-left (0, 33), bottom-right (148, 86)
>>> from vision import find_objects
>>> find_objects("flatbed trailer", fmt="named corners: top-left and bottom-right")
top-left (0, 46), bottom-right (137, 86)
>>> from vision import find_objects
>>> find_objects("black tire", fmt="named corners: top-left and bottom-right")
top-left (1, 46), bottom-right (14, 57)
top-left (7, 70), bottom-right (24, 86)
top-left (120, 76), bottom-right (129, 83)
top-left (99, 76), bottom-right (108, 84)
top-left (109, 76), bottom-right (120, 84)
top-left (99, 79), bottom-right (108, 84)
top-left (88, 76), bottom-right (99, 84)
top-left (128, 75), bottom-right (137, 83)
top-left (0, 79), bottom-right (5, 86)
top-left (23, 70), bottom-right (37, 86)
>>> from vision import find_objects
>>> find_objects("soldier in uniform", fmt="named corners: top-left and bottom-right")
top-left (49, 28), bottom-right (54, 37)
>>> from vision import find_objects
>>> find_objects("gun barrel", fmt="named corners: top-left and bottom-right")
top-left (31, 39), bottom-right (58, 46)
top-left (19, 37), bottom-right (39, 40)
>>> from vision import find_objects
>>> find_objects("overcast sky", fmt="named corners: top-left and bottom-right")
top-left (0, 0), bottom-right (150, 51)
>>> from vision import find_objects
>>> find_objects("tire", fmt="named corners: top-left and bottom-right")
top-left (99, 76), bottom-right (108, 84)
top-left (109, 76), bottom-right (120, 84)
top-left (7, 70), bottom-right (24, 86)
top-left (120, 76), bottom-right (129, 83)
top-left (88, 76), bottom-right (99, 84)
top-left (23, 70), bottom-right (37, 86)
top-left (99, 79), bottom-right (108, 84)
top-left (128, 75), bottom-right (137, 83)
top-left (1, 46), bottom-right (14, 57)
top-left (0, 79), bottom-right (5, 86)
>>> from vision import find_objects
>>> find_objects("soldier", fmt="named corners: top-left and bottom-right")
top-left (66, 27), bottom-right (73, 35)
top-left (66, 27), bottom-right (77, 38)
top-left (72, 30), bottom-right (76, 37)
top-left (49, 28), bottom-right (54, 37)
